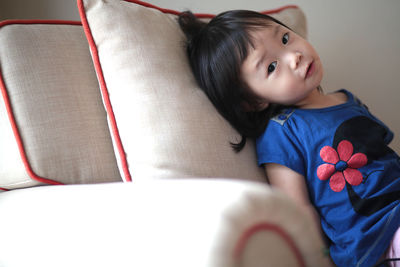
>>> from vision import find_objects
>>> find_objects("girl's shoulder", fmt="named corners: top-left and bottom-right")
top-left (270, 108), bottom-right (295, 126)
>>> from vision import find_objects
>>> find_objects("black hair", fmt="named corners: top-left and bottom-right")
top-left (178, 10), bottom-right (289, 152)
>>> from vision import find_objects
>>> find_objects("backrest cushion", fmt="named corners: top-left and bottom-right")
top-left (78, 0), bottom-right (307, 182)
top-left (0, 20), bottom-right (122, 190)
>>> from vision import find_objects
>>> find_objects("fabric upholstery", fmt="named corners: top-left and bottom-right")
top-left (78, 0), bottom-right (307, 182)
top-left (0, 179), bottom-right (328, 267)
top-left (0, 21), bottom-right (122, 189)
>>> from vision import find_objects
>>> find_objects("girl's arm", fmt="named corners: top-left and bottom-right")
top-left (264, 163), bottom-right (323, 240)
top-left (265, 163), bottom-right (334, 266)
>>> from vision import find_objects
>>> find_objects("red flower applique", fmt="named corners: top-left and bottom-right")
top-left (317, 140), bottom-right (367, 192)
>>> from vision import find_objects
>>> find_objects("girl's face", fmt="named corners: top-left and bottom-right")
top-left (240, 22), bottom-right (323, 110)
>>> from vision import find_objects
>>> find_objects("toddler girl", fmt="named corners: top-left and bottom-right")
top-left (179, 10), bottom-right (400, 267)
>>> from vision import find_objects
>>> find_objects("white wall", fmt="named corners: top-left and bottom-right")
top-left (1, 0), bottom-right (399, 152)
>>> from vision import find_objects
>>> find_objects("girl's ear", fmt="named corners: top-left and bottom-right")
top-left (241, 100), bottom-right (269, 112)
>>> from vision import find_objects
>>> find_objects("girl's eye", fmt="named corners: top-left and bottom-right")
top-left (267, 62), bottom-right (277, 74)
top-left (282, 33), bottom-right (289, 45)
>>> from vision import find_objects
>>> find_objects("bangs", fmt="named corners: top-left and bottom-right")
top-left (235, 19), bottom-right (275, 63)
top-left (207, 10), bottom-right (287, 66)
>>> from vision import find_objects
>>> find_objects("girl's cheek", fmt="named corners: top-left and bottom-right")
top-left (280, 78), bottom-right (300, 97)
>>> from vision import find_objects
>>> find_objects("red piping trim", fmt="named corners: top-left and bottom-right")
top-left (122, 0), bottom-right (190, 16)
top-left (77, 0), bottom-right (299, 182)
top-left (0, 20), bottom-right (81, 27)
top-left (78, 0), bottom-right (132, 182)
top-left (262, 5), bottom-right (300, 15)
top-left (0, 187), bottom-right (9, 191)
top-left (121, 0), bottom-right (298, 17)
top-left (0, 20), bottom-right (85, 186)
top-left (234, 222), bottom-right (306, 267)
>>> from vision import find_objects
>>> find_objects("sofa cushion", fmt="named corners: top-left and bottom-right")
top-left (0, 179), bottom-right (329, 266)
top-left (0, 20), bottom-right (122, 190)
top-left (78, 0), bottom-right (307, 182)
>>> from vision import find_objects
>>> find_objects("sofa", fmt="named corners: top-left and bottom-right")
top-left (0, 0), bottom-right (332, 266)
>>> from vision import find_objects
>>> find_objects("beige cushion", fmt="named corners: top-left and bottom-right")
top-left (0, 179), bottom-right (328, 266)
top-left (0, 21), bottom-right (122, 190)
top-left (78, 0), bottom-right (307, 182)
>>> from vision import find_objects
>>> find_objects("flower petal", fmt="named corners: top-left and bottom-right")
top-left (320, 146), bottom-right (339, 164)
top-left (317, 164), bottom-right (336, 180)
top-left (330, 172), bottom-right (346, 192)
top-left (337, 140), bottom-right (353, 162)
top-left (347, 153), bottom-right (368, 169)
top-left (343, 168), bottom-right (363, 186)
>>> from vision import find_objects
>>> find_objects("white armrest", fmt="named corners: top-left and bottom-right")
top-left (0, 179), bottom-right (330, 267)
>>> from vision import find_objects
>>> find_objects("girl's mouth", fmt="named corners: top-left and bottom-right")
top-left (306, 61), bottom-right (315, 78)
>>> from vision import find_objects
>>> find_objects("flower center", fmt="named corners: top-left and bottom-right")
top-left (335, 160), bottom-right (348, 172)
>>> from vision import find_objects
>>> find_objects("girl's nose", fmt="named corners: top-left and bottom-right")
top-left (288, 51), bottom-right (302, 69)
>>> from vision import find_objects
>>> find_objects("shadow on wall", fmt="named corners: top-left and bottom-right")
top-left (0, 0), bottom-right (80, 20)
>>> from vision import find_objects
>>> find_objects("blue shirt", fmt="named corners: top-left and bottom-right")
top-left (256, 90), bottom-right (400, 267)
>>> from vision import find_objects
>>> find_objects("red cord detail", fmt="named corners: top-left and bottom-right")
top-left (234, 222), bottom-right (306, 267)
top-left (78, 0), bottom-right (132, 182)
